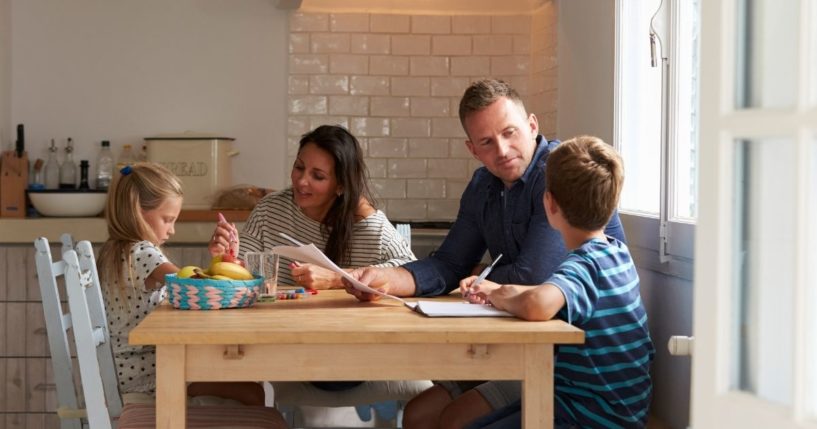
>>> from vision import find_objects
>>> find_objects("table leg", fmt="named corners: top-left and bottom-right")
top-left (523, 344), bottom-right (553, 429)
top-left (156, 344), bottom-right (186, 429)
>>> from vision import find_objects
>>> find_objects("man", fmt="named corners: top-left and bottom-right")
top-left (346, 79), bottom-right (627, 428)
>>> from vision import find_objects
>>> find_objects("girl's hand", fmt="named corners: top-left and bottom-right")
top-left (290, 262), bottom-right (342, 290)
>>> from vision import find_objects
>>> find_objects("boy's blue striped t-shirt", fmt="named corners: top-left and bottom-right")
top-left (548, 236), bottom-right (655, 428)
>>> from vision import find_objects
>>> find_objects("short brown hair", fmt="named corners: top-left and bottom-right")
top-left (545, 136), bottom-right (624, 231)
top-left (458, 79), bottom-right (527, 128)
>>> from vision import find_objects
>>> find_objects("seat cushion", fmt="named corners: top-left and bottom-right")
top-left (116, 403), bottom-right (286, 429)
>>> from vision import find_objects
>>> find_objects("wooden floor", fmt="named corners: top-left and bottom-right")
top-left (647, 414), bottom-right (673, 429)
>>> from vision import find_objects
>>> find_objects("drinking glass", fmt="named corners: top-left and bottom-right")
top-left (245, 252), bottom-right (279, 297)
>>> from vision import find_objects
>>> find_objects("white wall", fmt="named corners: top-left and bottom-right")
top-left (556, 0), bottom-right (615, 143)
top-left (1, 0), bottom-right (10, 146)
top-left (558, 1), bottom-right (693, 428)
top-left (10, 0), bottom-right (290, 189)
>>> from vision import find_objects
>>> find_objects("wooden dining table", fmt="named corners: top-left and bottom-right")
top-left (129, 290), bottom-right (584, 428)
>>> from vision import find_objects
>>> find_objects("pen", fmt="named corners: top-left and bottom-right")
top-left (279, 232), bottom-right (305, 247)
top-left (465, 253), bottom-right (503, 299)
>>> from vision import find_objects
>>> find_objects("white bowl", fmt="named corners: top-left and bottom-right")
top-left (28, 190), bottom-right (107, 217)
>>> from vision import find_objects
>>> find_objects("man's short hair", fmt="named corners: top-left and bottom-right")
top-left (458, 79), bottom-right (527, 128)
top-left (545, 136), bottom-right (624, 231)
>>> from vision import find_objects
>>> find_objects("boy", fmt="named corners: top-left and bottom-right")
top-left (458, 136), bottom-right (655, 428)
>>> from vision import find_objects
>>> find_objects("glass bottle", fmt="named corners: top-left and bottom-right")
top-left (59, 138), bottom-right (77, 190)
top-left (78, 160), bottom-right (90, 190)
top-left (116, 144), bottom-right (136, 171)
top-left (96, 140), bottom-right (114, 190)
top-left (44, 139), bottom-right (61, 190)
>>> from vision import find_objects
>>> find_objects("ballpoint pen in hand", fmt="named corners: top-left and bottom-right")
top-left (465, 253), bottom-right (503, 300)
top-left (279, 232), bottom-right (305, 247)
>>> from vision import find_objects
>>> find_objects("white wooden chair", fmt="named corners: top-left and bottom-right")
top-left (42, 237), bottom-right (286, 429)
top-left (34, 234), bottom-right (85, 429)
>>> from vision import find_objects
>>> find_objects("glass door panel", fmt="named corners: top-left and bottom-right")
top-left (732, 139), bottom-right (796, 406)
top-left (735, 0), bottom-right (800, 109)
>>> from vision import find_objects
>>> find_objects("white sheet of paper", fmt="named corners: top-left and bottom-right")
top-left (407, 300), bottom-right (513, 317)
top-left (271, 243), bottom-right (408, 305)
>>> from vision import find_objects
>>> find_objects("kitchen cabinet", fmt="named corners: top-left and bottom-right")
top-left (0, 218), bottom-right (217, 427)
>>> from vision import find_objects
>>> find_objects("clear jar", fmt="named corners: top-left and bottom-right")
top-left (59, 138), bottom-right (77, 190)
top-left (96, 140), bottom-right (114, 190)
top-left (116, 144), bottom-right (136, 171)
top-left (44, 139), bottom-right (61, 190)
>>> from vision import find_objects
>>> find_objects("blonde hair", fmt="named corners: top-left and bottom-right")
top-left (545, 136), bottom-right (624, 231)
top-left (97, 162), bottom-right (183, 299)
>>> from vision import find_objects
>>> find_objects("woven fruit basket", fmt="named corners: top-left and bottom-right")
top-left (165, 274), bottom-right (264, 310)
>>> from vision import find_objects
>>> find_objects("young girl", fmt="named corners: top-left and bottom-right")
top-left (97, 162), bottom-right (269, 407)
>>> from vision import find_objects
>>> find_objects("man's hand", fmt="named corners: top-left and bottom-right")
top-left (344, 267), bottom-right (390, 301)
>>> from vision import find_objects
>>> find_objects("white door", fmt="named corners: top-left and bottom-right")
top-left (692, 0), bottom-right (817, 427)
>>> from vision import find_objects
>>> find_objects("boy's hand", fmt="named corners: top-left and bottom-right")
top-left (460, 276), bottom-right (501, 304)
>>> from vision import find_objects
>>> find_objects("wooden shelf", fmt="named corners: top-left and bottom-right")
top-left (178, 209), bottom-right (251, 222)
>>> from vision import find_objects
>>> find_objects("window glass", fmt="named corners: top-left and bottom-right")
top-left (732, 138), bottom-right (795, 407)
top-left (809, 138), bottom-right (817, 420)
top-left (672, 0), bottom-right (700, 220)
top-left (735, 0), bottom-right (799, 109)
top-left (617, 0), bottom-right (699, 220)
top-left (618, 0), bottom-right (662, 214)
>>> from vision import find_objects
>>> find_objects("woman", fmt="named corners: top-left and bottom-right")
top-left (209, 124), bottom-right (415, 289)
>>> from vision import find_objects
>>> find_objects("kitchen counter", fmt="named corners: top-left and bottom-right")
top-left (0, 217), bottom-right (235, 244)
top-left (0, 209), bottom-right (252, 244)
top-left (0, 212), bottom-right (450, 245)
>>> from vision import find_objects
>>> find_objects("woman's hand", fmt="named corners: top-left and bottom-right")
top-left (208, 221), bottom-right (239, 258)
top-left (290, 263), bottom-right (342, 290)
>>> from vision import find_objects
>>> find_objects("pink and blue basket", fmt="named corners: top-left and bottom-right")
top-left (165, 273), bottom-right (264, 310)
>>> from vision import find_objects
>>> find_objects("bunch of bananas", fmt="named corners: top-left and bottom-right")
top-left (177, 255), bottom-right (253, 281)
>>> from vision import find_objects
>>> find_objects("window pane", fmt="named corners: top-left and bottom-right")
top-left (672, 0), bottom-right (700, 220)
top-left (732, 138), bottom-right (795, 407)
top-left (812, 1), bottom-right (817, 107)
top-left (618, 0), bottom-right (661, 214)
top-left (809, 139), bottom-right (817, 420)
top-left (735, 0), bottom-right (799, 109)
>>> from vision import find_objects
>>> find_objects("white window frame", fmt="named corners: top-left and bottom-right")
top-left (614, 0), bottom-right (696, 280)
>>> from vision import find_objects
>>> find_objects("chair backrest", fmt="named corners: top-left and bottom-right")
top-left (63, 240), bottom-right (124, 429)
top-left (34, 236), bottom-right (84, 429)
top-left (396, 223), bottom-right (411, 249)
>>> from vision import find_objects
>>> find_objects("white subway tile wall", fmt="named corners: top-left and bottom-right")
top-left (288, 4), bottom-right (557, 221)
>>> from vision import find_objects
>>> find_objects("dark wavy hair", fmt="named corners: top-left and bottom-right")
top-left (298, 125), bottom-right (373, 266)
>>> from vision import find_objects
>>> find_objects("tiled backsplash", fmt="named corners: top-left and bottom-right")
top-left (287, 4), bottom-right (557, 221)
